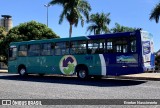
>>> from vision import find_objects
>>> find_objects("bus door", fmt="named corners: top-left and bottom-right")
top-left (8, 45), bottom-right (18, 73)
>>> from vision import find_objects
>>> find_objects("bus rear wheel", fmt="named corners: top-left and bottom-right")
top-left (18, 67), bottom-right (27, 76)
top-left (77, 67), bottom-right (88, 79)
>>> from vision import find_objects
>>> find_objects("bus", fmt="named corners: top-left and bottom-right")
top-left (8, 30), bottom-right (155, 79)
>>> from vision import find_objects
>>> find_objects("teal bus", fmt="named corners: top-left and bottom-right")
top-left (8, 30), bottom-right (155, 79)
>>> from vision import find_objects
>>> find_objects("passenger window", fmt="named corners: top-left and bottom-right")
top-left (18, 45), bottom-right (27, 56)
top-left (115, 38), bottom-right (128, 53)
top-left (130, 37), bottom-right (136, 52)
top-left (106, 39), bottom-right (114, 53)
top-left (87, 39), bottom-right (105, 54)
top-left (55, 42), bottom-right (69, 55)
top-left (28, 44), bottom-right (41, 56)
top-left (41, 43), bottom-right (54, 56)
top-left (106, 37), bottom-right (128, 53)
top-left (70, 41), bottom-right (86, 54)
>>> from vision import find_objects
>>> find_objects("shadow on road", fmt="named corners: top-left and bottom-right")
top-left (0, 73), bottom-right (147, 87)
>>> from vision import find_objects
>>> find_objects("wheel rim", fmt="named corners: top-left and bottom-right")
top-left (20, 69), bottom-right (26, 75)
top-left (79, 70), bottom-right (86, 78)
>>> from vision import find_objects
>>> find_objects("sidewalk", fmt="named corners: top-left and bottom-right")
top-left (0, 69), bottom-right (160, 81)
top-left (120, 72), bottom-right (160, 81)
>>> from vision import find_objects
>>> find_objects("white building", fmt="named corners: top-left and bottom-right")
top-left (0, 15), bottom-right (13, 31)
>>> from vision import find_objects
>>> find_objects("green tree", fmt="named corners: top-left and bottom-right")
top-left (150, 2), bottom-right (160, 23)
top-left (111, 23), bottom-right (137, 33)
top-left (0, 26), bottom-right (6, 40)
top-left (0, 21), bottom-right (59, 64)
top-left (86, 12), bottom-right (111, 35)
top-left (49, 0), bottom-right (91, 38)
top-left (6, 21), bottom-right (59, 41)
top-left (0, 27), bottom-right (7, 64)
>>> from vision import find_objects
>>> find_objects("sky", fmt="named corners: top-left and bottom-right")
top-left (0, 0), bottom-right (160, 52)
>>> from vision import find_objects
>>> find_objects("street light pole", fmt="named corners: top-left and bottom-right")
top-left (44, 4), bottom-right (50, 27)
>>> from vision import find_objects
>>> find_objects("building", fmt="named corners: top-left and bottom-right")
top-left (0, 15), bottom-right (13, 31)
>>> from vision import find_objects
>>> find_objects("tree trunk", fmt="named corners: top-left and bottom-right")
top-left (69, 24), bottom-right (72, 38)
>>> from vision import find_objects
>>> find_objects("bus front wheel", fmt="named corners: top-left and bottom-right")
top-left (77, 67), bottom-right (88, 79)
top-left (18, 67), bottom-right (27, 76)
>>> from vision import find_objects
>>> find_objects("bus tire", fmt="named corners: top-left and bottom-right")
top-left (18, 67), bottom-right (27, 76)
top-left (77, 67), bottom-right (88, 79)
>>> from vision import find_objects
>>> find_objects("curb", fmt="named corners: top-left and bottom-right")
top-left (116, 76), bottom-right (160, 81)
top-left (0, 70), bottom-right (160, 81)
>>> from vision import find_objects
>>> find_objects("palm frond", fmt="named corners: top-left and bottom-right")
top-left (49, 0), bottom-right (66, 5)
top-left (49, 0), bottom-right (91, 37)
top-left (86, 24), bottom-right (98, 35)
top-left (59, 9), bottom-right (68, 24)
top-left (150, 3), bottom-right (160, 23)
top-left (86, 12), bottom-right (111, 34)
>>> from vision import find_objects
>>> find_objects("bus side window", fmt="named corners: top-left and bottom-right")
top-left (115, 38), bottom-right (128, 53)
top-left (28, 44), bottom-right (41, 56)
top-left (70, 41), bottom-right (86, 54)
top-left (41, 43), bottom-right (54, 56)
top-left (9, 47), bottom-right (17, 60)
top-left (18, 45), bottom-right (27, 57)
top-left (106, 39), bottom-right (114, 53)
top-left (106, 38), bottom-right (128, 53)
top-left (130, 37), bottom-right (136, 52)
top-left (87, 40), bottom-right (94, 54)
top-left (87, 39), bottom-right (105, 54)
top-left (98, 39), bottom-right (106, 54)
top-left (55, 42), bottom-right (69, 55)
top-left (78, 41), bottom-right (86, 54)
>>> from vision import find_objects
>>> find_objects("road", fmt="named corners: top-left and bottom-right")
top-left (0, 73), bottom-right (160, 108)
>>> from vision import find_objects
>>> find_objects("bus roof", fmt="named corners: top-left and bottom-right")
top-left (9, 30), bottom-right (142, 46)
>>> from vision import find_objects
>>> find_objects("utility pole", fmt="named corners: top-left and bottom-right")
top-left (44, 4), bottom-right (50, 27)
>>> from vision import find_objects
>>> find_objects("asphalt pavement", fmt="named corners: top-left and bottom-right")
top-left (0, 69), bottom-right (160, 81)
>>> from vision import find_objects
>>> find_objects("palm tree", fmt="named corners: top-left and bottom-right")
top-left (111, 23), bottom-right (136, 33)
top-left (86, 12), bottom-right (111, 35)
top-left (150, 2), bottom-right (160, 23)
top-left (49, 0), bottom-right (91, 38)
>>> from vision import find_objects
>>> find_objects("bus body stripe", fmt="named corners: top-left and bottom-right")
top-left (99, 54), bottom-right (106, 75)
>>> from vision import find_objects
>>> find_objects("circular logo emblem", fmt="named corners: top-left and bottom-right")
top-left (59, 55), bottom-right (77, 75)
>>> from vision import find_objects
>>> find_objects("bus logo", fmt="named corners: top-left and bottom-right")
top-left (59, 55), bottom-right (77, 75)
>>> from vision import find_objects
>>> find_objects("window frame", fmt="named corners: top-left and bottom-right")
top-left (87, 39), bottom-right (106, 54)
top-left (130, 36), bottom-right (137, 53)
top-left (28, 44), bottom-right (41, 57)
top-left (55, 41), bottom-right (70, 55)
top-left (70, 40), bottom-right (87, 55)
top-left (41, 43), bottom-right (55, 56)
top-left (106, 37), bottom-right (132, 54)
top-left (18, 44), bottom-right (28, 57)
